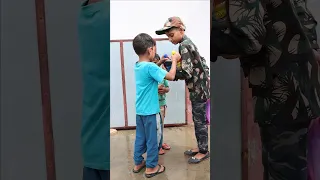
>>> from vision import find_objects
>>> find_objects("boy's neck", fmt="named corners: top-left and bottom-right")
top-left (138, 55), bottom-right (150, 62)
top-left (180, 35), bottom-right (187, 43)
top-left (177, 35), bottom-right (187, 44)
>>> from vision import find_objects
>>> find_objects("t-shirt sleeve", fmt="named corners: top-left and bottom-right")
top-left (164, 80), bottom-right (169, 87)
top-left (148, 63), bottom-right (168, 83)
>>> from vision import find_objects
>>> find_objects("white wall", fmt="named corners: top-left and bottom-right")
top-left (110, 0), bottom-right (210, 66)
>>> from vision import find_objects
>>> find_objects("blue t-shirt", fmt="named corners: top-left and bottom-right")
top-left (135, 62), bottom-right (168, 115)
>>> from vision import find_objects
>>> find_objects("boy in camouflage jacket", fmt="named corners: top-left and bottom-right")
top-left (155, 17), bottom-right (210, 164)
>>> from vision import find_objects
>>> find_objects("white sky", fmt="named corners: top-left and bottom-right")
top-left (110, 0), bottom-right (211, 65)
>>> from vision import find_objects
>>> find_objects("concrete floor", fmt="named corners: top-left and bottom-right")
top-left (110, 125), bottom-right (210, 180)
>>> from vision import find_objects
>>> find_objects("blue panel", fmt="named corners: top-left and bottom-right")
top-left (122, 42), bottom-right (138, 126)
top-left (123, 41), bottom-right (186, 126)
top-left (155, 40), bottom-right (179, 56)
top-left (110, 42), bottom-right (125, 127)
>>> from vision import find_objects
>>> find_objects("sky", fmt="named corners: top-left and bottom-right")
top-left (110, 0), bottom-right (211, 65)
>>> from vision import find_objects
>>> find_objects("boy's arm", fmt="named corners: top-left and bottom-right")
top-left (165, 60), bottom-right (177, 81)
top-left (175, 45), bottom-right (193, 80)
top-left (164, 52), bottom-right (180, 80)
top-left (149, 62), bottom-right (177, 82)
top-left (156, 57), bottom-right (168, 66)
top-left (200, 57), bottom-right (210, 76)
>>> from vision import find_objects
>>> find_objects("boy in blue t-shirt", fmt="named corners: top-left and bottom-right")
top-left (132, 33), bottom-right (180, 178)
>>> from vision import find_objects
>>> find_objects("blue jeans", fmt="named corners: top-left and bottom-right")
top-left (134, 114), bottom-right (162, 168)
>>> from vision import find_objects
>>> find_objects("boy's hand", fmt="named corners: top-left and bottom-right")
top-left (159, 56), bottom-right (169, 64)
top-left (171, 52), bottom-right (181, 62)
top-left (158, 85), bottom-right (167, 94)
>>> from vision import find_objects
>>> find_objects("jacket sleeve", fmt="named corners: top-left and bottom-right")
top-left (224, 0), bottom-right (267, 54)
top-left (200, 57), bottom-right (210, 76)
top-left (175, 45), bottom-right (193, 80)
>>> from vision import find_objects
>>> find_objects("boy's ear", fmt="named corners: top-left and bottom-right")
top-left (179, 28), bottom-right (185, 34)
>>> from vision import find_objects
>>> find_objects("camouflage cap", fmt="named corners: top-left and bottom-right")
top-left (155, 17), bottom-right (186, 35)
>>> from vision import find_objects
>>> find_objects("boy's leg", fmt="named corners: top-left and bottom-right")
top-left (144, 114), bottom-right (160, 168)
top-left (133, 115), bottom-right (146, 166)
top-left (260, 124), bottom-right (308, 180)
top-left (191, 101), bottom-right (209, 155)
top-left (157, 113), bottom-right (163, 150)
top-left (160, 106), bottom-right (166, 128)
top-left (160, 105), bottom-right (170, 151)
top-left (144, 114), bottom-right (165, 176)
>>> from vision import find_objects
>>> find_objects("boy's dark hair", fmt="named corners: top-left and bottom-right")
top-left (132, 33), bottom-right (156, 55)
top-left (154, 53), bottom-right (160, 60)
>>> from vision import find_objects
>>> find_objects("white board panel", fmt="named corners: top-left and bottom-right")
top-left (110, 42), bottom-right (125, 127)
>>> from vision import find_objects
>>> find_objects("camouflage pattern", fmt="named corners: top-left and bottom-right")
top-left (192, 101), bottom-right (208, 154)
top-left (155, 17), bottom-right (186, 35)
top-left (175, 35), bottom-right (210, 102)
top-left (211, 0), bottom-right (319, 179)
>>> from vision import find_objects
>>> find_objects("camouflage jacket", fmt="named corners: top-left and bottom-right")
top-left (175, 35), bottom-right (210, 102)
top-left (221, 0), bottom-right (320, 125)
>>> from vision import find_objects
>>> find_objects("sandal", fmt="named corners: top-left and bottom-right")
top-left (159, 148), bottom-right (165, 155)
top-left (145, 164), bottom-right (166, 178)
top-left (184, 149), bottom-right (198, 156)
top-left (162, 143), bottom-right (171, 150)
top-left (132, 161), bottom-right (146, 173)
top-left (188, 152), bottom-right (210, 164)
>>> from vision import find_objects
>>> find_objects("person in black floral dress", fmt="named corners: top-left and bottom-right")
top-left (211, 0), bottom-right (320, 179)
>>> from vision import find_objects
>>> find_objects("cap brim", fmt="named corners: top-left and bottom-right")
top-left (155, 26), bottom-right (173, 35)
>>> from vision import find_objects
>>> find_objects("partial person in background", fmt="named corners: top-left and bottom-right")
top-left (211, 0), bottom-right (319, 179)
top-left (78, 0), bottom-right (110, 179)
top-left (153, 54), bottom-right (171, 155)
top-left (155, 17), bottom-right (210, 164)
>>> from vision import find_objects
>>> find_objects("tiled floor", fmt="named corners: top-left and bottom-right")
top-left (110, 125), bottom-right (210, 180)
